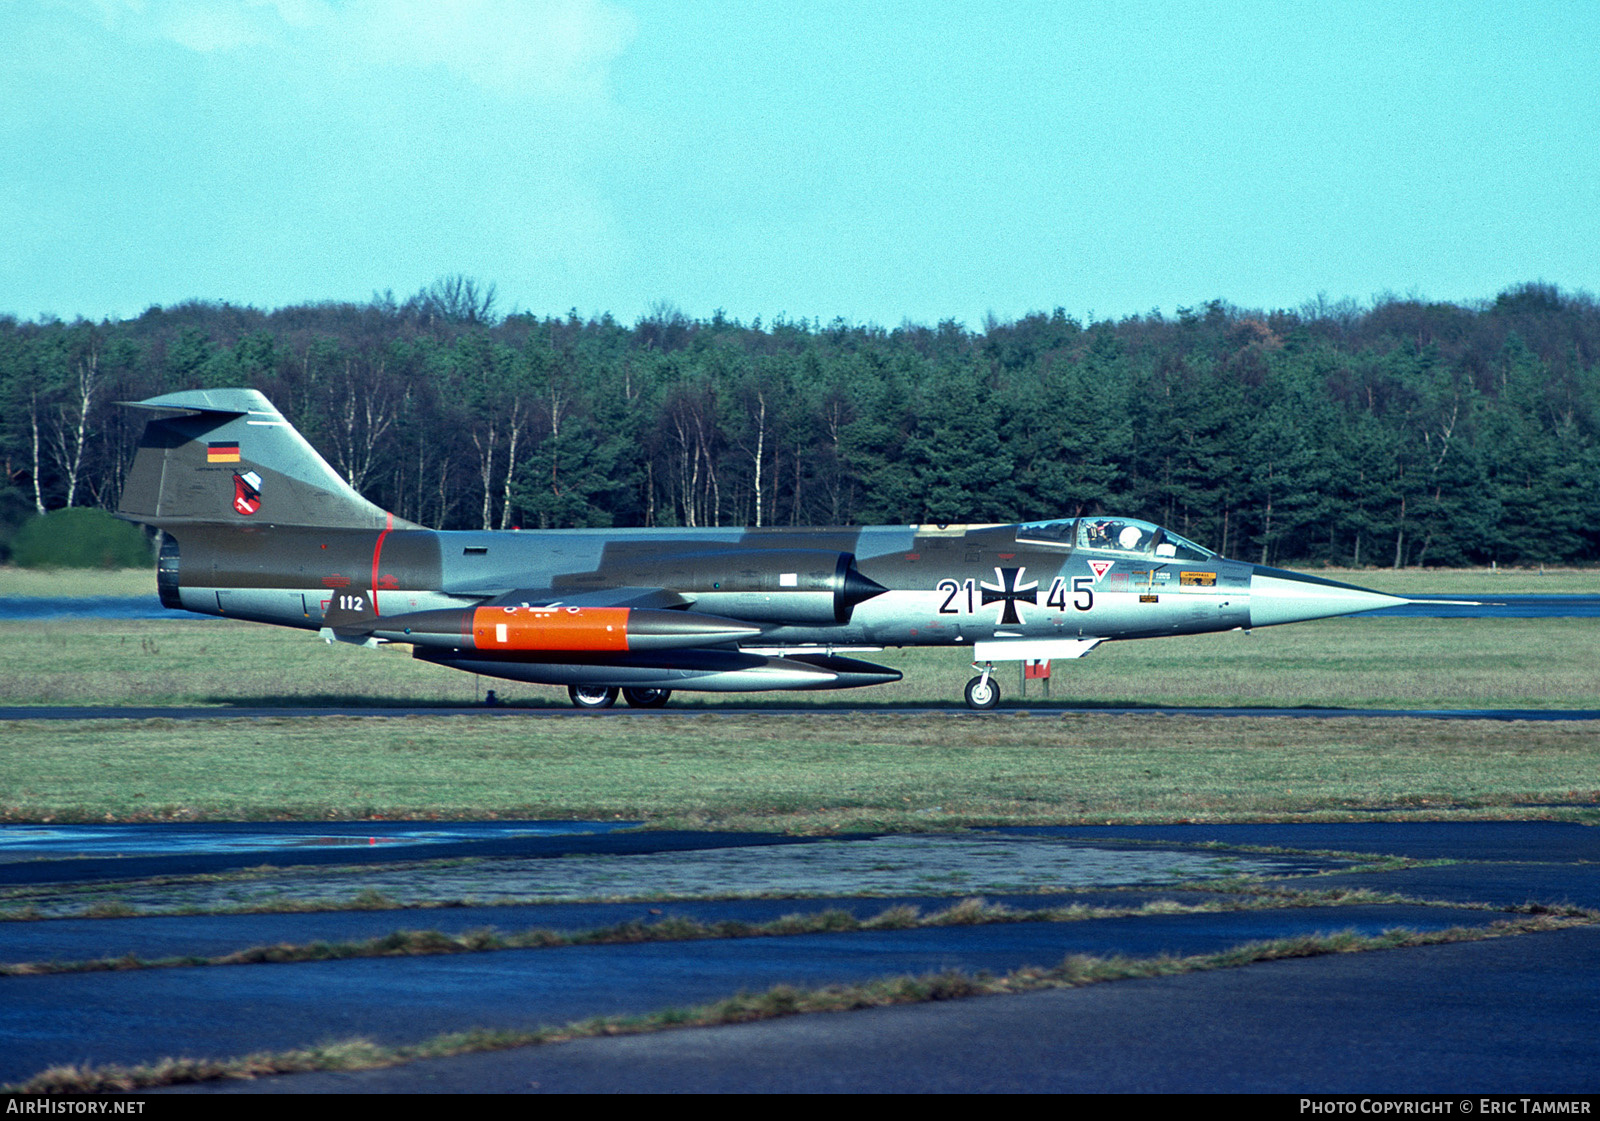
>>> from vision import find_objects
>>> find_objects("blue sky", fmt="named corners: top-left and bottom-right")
top-left (3, 0), bottom-right (1598, 327)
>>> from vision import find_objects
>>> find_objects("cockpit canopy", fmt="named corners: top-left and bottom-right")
top-left (1016, 517), bottom-right (1216, 561)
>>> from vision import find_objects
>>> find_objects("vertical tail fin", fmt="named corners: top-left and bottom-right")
top-left (117, 389), bottom-right (415, 530)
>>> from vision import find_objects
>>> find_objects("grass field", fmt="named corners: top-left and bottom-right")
top-left (0, 567), bottom-right (156, 597)
top-left (4, 712), bottom-right (1598, 828)
top-left (3, 564), bottom-right (1596, 829)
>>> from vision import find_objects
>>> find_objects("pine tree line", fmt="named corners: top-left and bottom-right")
top-left (3, 281), bottom-right (1597, 567)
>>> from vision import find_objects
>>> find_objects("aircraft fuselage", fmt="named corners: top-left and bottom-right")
top-left (159, 521), bottom-right (1256, 648)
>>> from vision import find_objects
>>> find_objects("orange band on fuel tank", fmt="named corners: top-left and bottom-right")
top-left (470, 606), bottom-right (632, 652)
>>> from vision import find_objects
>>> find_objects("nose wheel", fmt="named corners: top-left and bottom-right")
top-left (622, 687), bottom-right (672, 708)
top-left (964, 665), bottom-right (1000, 710)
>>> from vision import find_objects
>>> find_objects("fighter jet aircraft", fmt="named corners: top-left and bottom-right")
top-left (117, 388), bottom-right (1412, 709)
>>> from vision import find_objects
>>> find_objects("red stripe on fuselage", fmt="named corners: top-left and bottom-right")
top-left (371, 512), bottom-right (393, 615)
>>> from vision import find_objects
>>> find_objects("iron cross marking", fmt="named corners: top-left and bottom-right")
top-left (980, 566), bottom-right (1038, 626)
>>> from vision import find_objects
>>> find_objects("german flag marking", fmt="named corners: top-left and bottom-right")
top-left (208, 442), bottom-right (241, 463)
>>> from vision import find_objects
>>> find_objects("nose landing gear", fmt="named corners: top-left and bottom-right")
top-left (964, 662), bottom-right (999, 710)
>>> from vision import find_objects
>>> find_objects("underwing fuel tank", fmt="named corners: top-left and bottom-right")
top-left (332, 604), bottom-right (763, 653)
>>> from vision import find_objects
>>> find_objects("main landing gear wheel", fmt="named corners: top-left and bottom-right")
top-left (964, 675), bottom-right (1000, 710)
top-left (622, 687), bottom-right (673, 708)
top-left (568, 684), bottom-right (619, 709)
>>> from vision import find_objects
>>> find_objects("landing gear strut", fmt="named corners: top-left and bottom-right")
top-left (568, 684), bottom-right (619, 709)
top-left (964, 663), bottom-right (1000, 710)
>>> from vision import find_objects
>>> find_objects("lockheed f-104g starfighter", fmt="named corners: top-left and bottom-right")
top-left (117, 389), bottom-right (1412, 709)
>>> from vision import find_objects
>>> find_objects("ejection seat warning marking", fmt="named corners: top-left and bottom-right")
top-left (1087, 560), bottom-right (1114, 580)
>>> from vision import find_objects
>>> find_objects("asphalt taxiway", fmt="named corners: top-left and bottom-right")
top-left (2, 820), bottom-right (1597, 1093)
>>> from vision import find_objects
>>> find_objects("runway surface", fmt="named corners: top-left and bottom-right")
top-left (3, 820), bottom-right (1597, 1093)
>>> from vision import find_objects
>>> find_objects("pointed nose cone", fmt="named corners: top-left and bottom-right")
top-left (1248, 566), bottom-right (1408, 627)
